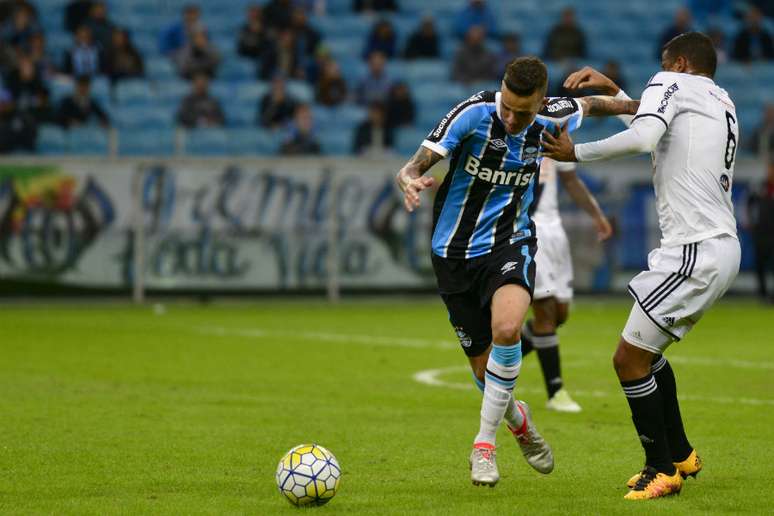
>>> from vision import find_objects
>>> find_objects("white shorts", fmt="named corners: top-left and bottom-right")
top-left (533, 222), bottom-right (573, 302)
top-left (622, 234), bottom-right (740, 354)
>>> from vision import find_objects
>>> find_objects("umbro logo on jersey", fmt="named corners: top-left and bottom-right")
top-left (488, 138), bottom-right (507, 150)
top-left (501, 262), bottom-right (518, 275)
top-left (662, 316), bottom-right (675, 327)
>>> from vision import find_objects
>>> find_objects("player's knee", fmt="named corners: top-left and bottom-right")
top-left (556, 305), bottom-right (569, 327)
top-left (491, 319), bottom-right (521, 344)
top-left (530, 318), bottom-right (556, 334)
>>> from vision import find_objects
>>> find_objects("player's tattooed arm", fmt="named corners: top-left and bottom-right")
top-left (396, 146), bottom-right (443, 212)
top-left (578, 96), bottom-right (640, 117)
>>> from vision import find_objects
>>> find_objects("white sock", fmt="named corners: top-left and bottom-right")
top-left (472, 373), bottom-right (525, 432)
top-left (474, 343), bottom-right (522, 446)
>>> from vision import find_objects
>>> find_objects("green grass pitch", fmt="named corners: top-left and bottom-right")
top-left (1, 298), bottom-right (772, 515)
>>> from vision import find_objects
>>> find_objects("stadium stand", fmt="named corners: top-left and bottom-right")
top-left (1, 0), bottom-right (772, 156)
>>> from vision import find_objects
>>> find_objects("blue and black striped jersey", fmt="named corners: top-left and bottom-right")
top-left (422, 90), bottom-right (583, 260)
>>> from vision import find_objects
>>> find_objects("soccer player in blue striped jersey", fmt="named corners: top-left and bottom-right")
top-left (396, 56), bottom-right (639, 487)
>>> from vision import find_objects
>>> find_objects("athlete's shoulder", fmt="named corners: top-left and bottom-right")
top-left (646, 71), bottom-right (683, 86)
top-left (536, 97), bottom-right (581, 122)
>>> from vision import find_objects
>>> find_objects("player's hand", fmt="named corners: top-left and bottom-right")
top-left (397, 170), bottom-right (435, 212)
top-left (563, 66), bottom-right (620, 96)
top-left (594, 214), bottom-right (613, 242)
top-left (541, 124), bottom-right (576, 162)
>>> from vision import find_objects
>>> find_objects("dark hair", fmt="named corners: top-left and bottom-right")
top-left (503, 56), bottom-right (548, 96)
top-left (663, 31), bottom-right (717, 78)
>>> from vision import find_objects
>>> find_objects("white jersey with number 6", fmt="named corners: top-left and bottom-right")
top-left (633, 71), bottom-right (738, 246)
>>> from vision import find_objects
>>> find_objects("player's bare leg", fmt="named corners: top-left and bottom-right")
top-left (522, 297), bottom-right (581, 412)
top-left (469, 285), bottom-right (553, 486)
top-left (614, 338), bottom-right (682, 499)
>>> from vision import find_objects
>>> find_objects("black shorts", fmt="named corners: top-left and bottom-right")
top-left (432, 241), bottom-right (537, 357)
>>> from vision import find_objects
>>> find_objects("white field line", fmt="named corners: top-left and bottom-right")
top-left (197, 325), bottom-right (774, 371)
top-left (412, 366), bottom-right (774, 407)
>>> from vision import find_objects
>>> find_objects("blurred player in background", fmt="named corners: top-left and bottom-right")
top-left (543, 32), bottom-right (740, 500)
top-left (396, 56), bottom-right (638, 487)
top-left (522, 157), bottom-right (612, 413)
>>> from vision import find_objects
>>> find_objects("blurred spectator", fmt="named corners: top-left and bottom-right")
top-left (1, 3), bottom-right (38, 50)
top-left (731, 6), bottom-right (773, 62)
top-left (356, 51), bottom-right (391, 105)
top-left (363, 19), bottom-right (397, 59)
top-left (316, 59), bottom-right (348, 107)
top-left (263, 0), bottom-right (293, 31)
top-left (751, 103), bottom-right (774, 161)
top-left (751, 0), bottom-right (774, 18)
top-left (0, 86), bottom-right (36, 152)
top-left (28, 32), bottom-right (56, 79)
top-left (403, 16), bottom-right (440, 60)
top-left (260, 28), bottom-right (304, 80)
top-left (103, 28), bottom-right (144, 84)
top-left (707, 26), bottom-right (728, 64)
top-left (0, 0), bottom-right (36, 25)
top-left (83, 0), bottom-right (114, 50)
top-left (259, 76), bottom-right (297, 128)
top-left (159, 3), bottom-right (201, 56)
top-left (496, 32), bottom-right (521, 72)
top-left (57, 76), bottom-right (109, 128)
top-left (544, 7), bottom-right (587, 60)
top-left (454, 0), bottom-right (497, 39)
top-left (237, 5), bottom-right (270, 60)
top-left (65, 0), bottom-right (92, 33)
top-left (385, 81), bottom-right (414, 128)
top-left (176, 73), bottom-right (224, 128)
top-left (290, 7), bottom-right (321, 58)
top-left (281, 103), bottom-right (321, 155)
top-left (175, 29), bottom-right (220, 79)
top-left (452, 26), bottom-right (498, 84)
top-left (62, 25), bottom-right (102, 78)
top-left (747, 160), bottom-right (774, 302)
top-left (353, 102), bottom-right (393, 155)
top-left (6, 54), bottom-right (46, 108)
top-left (657, 8), bottom-right (693, 58)
top-left (353, 0), bottom-right (398, 13)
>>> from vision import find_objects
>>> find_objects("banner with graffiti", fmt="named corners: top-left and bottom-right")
top-left (0, 159), bottom-right (435, 290)
top-left (0, 157), bottom-right (761, 292)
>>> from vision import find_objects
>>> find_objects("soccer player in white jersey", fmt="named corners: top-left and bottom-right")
top-left (523, 158), bottom-right (612, 413)
top-left (542, 32), bottom-right (740, 500)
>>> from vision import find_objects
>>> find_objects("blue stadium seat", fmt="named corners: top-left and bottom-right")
top-left (67, 126), bottom-right (110, 155)
top-left (115, 79), bottom-right (156, 105)
top-left (235, 82), bottom-right (270, 103)
top-left (185, 128), bottom-right (230, 155)
top-left (224, 100), bottom-right (257, 127)
top-left (286, 81), bottom-right (314, 104)
top-left (155, 79), bottom-right (190, 103)
top-left (395, 128), bottom-right (429, 157)
top-left (319, 128), bottom-right (353, 155)
top-left (219, 58), bottom-right (255, 82)
top-left (118, 128), bottom-right (176, 156)
top-left (229, 128), bottom-right (282, 156)
top-left (113, 105), bottom-right (175, 130)
top-left (36, 125), bottom-right (67, 155)
top-left (146, 58), bottom-right (177, 81)
top-left (400, 60), bottom-right (448, 83)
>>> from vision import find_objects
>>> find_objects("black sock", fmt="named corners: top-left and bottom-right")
top-left (526, 321), bottom-right (562, 399)
top-left (621, 374), bottom-right (676, 474)
top-left (521, 320), bottom-right (535, 357)
top-left (651, 355), bottom-right (693, 462)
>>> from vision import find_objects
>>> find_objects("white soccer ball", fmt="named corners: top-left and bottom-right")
top-left (275, 444), bottom-right (341, 507)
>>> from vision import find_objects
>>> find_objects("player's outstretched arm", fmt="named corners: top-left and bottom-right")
top-left (576, 96), bottom-right (639, 118)
top-left (396, 146), bottom-right (443, 212)
top-left (558, 168), bottom-right (613, 241)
